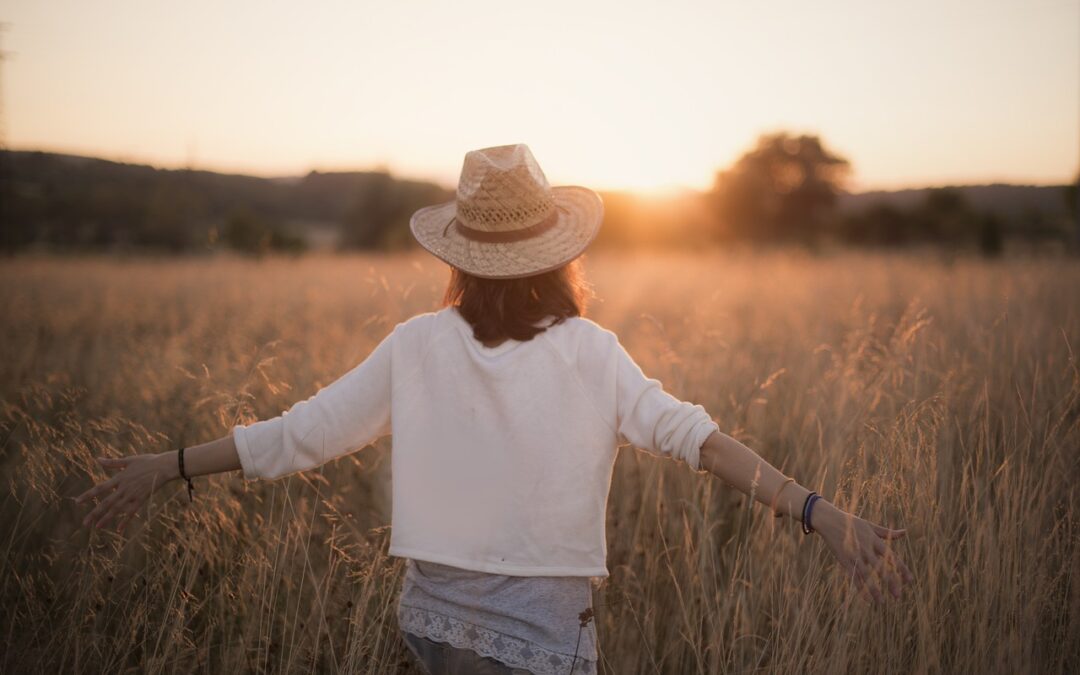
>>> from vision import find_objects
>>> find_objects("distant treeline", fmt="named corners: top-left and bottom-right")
top-left (1, 138), bottom-right (1076, 255)
top-left (707, 133), bottom-right (1076, 254)
top-left (0, 150), bottom-right (451, 254)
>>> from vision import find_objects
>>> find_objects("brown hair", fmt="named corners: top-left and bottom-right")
top-left (442, 258), bottom-right (592, 343)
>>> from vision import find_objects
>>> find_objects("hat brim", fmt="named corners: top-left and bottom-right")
top-left (409, 186), bottom-right (604, 279)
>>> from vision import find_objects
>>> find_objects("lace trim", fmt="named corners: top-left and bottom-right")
top-left (398, 605), bottom-right (597, 675)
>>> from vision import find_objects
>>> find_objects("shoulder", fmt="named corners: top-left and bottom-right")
top-left (372, 310), bottom-right (451, 385)
top-left (393, 308), bottom-right (441, 333)
top-left (388, 306), bottom-right (464, 349)
top-left (541, 315), bottom-right (620, 360)
top-left (564, 316), bottom-right (618, 343)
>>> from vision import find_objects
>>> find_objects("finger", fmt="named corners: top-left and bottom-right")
top-left (75, 476), bottom-right (119, 504)
top-left (848, 563), bottom-right (865, 591)
top-left (96, 493), bottom-right (135, 530)
top-left (855, 558), bottom-right (883, 604)
top-left (83, 489), bottom-right (125, 528)
top-left (83, 490), bottom-right (122, 528)
top-left (97, 457), bottom-right (134, 473)
top-left (842, 560), bottom-right (863, 588)
top-left (112, 500), bottom-right (142, 533)
top-left (863, 551), bottom-right (896, 599)
top-left (863, 547), bottom-right (905, 599)
top-left (842, 561), bottom-right (868, 604)
top-left (872, 524), bottom-right (907, 540)
top-left (848, 563), bottom-right (875, 605)
top-left (875, 557), bottom-right (904, 599)
top-left (97, 456), bottom-right (132, 468)
top-left (873, 536), bottom-right (915, 588)
top-left (891, 552), bottom-right (915, 585)
top-left (873, 537), bottom-right (887, 556)
top-left (116, 509), bottom-right (139, 535)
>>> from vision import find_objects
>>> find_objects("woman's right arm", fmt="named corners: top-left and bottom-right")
top-left (75, 433), bottom-right (242, 533)
top-left (604, 330), bottom-right (912, 603)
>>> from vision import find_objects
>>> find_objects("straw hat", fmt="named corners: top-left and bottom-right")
top-left (410, 144), bottom-right (604, 279)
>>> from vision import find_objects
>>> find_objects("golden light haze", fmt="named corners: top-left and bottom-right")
top-left (4, 0), bottom-right (1078, 192)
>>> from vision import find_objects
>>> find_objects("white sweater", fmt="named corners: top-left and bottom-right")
top-left (233, 307), bottom-right (718, 577)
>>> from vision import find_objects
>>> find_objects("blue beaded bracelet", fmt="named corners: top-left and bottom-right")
top-left (801, 492), bottom-right (822, 535)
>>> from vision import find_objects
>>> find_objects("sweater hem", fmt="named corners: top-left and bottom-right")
top-left (389, 546), bottom-right (609, 578)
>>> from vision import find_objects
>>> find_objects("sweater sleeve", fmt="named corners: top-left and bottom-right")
top-left (231, 326), bottom-right (396, 481)
top-left (611, 335), bottom-right (718, 470)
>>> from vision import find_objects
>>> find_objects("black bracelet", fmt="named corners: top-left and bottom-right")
top-left (178, 446), bottom-right (195, 502)
top-left (801, 491), bottom-right (821, 535)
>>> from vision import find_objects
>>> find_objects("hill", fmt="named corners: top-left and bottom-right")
top-left (839, 184), bottom-right (1070, 222)
top-left (0, 150), bottom-right (451, 252)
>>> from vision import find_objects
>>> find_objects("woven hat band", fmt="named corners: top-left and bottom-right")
top-left (444, 207), bottom-right (562, 243)
top-left (455, 194), bottom-right (555, 230)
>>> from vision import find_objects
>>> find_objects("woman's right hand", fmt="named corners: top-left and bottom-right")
top-left (75, 454), bottom-right (178, 533)
top-left (811, 500), bottom-right (915, 603)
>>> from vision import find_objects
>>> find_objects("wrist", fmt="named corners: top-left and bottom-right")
top-left (156, 451), bottom-right (181, 482)
top-left (808, 498), bottom-right (843, 535)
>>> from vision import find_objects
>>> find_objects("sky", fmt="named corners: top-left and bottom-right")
top-left (3, 0), bottom-right (1078, 192)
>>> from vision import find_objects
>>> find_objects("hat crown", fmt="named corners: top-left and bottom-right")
top-left (455, 144), bottom-right (556, 232)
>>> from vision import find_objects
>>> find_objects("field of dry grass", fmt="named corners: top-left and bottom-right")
top-left (1, 249), bottom-right (1078, 674)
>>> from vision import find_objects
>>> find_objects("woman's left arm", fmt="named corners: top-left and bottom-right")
top-left (75, 321), bottom-right (405, 533)
top-left (698, 429), bottom-right (915, 603)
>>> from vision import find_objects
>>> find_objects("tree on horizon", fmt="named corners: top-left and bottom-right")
top-left (711, 132), bottom-right (850, 242)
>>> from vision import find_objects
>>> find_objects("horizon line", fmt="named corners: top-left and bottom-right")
top-left (8, 144), bottom-right (1077, 196)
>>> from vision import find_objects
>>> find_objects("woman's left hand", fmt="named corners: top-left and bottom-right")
top-left (811, 500), bottom-right (915, 603)
top-left (75, 454), bottom-right (177, 533)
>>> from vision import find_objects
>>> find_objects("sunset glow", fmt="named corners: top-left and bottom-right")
top-left (4, 0), bottom-right (1078, 191)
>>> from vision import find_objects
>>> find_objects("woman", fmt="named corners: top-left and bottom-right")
top-left (76, 144), bottom-right (913, 674)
